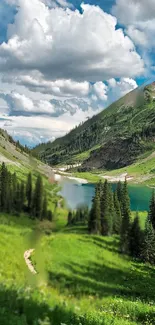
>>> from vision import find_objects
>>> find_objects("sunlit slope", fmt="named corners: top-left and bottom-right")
top-left (1, 215), bottom-right (155, 325)
top-left (33, 82), bottom-right (155, 170)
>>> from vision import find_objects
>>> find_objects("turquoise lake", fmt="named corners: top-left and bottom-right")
top-left (60, 180), bottom-right (153, 211)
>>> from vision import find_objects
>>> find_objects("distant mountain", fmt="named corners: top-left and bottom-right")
top-left (0, 128), bottom-right (54, 179)
top-left (33, 82), bottom-right (155, 170)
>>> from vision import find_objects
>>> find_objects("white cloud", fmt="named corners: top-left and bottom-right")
top-left (93, 82), bottom-right (108, 101)
top-left (0, 1), bottom-right (144, 81)
top-left (107, 77), bottom-right (137, 101)
top-left (112, 0), bottom-right (155, 49)
top-left (2, 72), bottom-right (90, 97)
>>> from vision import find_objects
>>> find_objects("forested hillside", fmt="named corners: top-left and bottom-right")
top-left (33, 82), bottom-right (155, 169)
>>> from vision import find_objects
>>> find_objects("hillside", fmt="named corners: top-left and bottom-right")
top-left (33, 82), bottom-right (155, 172)
top-left (0, 128), bottom-right (55, 180)
top-left (2, 213), bottom-right (155, 325)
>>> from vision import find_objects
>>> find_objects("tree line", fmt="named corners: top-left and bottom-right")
top-left (0, 163), bottom-right (53, 221)
top-left (67, 179), bottom-right (155, 265)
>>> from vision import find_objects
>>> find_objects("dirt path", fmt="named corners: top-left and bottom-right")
top-left (24, 249), bottom-right (37, 274)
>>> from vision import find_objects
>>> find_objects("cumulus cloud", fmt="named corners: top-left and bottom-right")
top-left (2, 72), bottom-right (90, 97)
top-left (112, 0), bottom-right (155, 49)
top-left (107, 77), bottom-right (138, 102)
top-left (93, 82), bottom-right (108, 101)
top-left (0, 0), bottom-right (144, 81)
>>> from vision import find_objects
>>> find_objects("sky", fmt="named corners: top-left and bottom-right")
top-left (0, 0), bottom-right (155, 146)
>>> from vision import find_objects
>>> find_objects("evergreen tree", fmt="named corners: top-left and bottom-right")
top-left (113, 191), bottom-right (122, 234)
top-left (89, 186), bottom-right (101, 234)
top-left (148, 190), bottom-right (155, 229)
top-left (26, 172), bottom-right (32, 212)
top-left (129, 212), bottom-right (142, 258)
top-left (100, 180), bottom-right (112, 236)
top-left (32, 174), bottom-right (43, 219)
top-left (1, 163), bottom-right (8, 211)
top-left (20, 181), bottom-right (25, 212)
top-left (120, 179), bottom-right (131, 253)
top-left (116, 181), bottom-right (123, 212)
top-left (67, 210), bottom-right (73, 225)
top-left (42, 193), bottom-right (48, 220)
top-left (141, 217), bottom-right (155, 264)
top-left (47, 210), bottom-right (53, 221)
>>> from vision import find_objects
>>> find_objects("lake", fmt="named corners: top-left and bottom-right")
top-left (60, 179), bottom-right (153, 211)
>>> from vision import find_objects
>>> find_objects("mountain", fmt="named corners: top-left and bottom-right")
top-left (0, 128), bottom-right (54, 179)
top-left (33, 82), bottom-right (155, 170)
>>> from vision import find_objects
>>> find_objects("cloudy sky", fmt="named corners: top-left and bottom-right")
top-left (0, 0), bottom-right (154, 146)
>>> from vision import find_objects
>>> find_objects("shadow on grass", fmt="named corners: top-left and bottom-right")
top-left (63, 225), bottom-right (88, 234)
top-left (78, 235), bottom-right (120, 253)
top-left (0, 284), bottom-right (84, 325)
top-left (48, 257), bottom-right (155, 303)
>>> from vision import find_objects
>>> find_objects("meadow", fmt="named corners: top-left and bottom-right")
top-left (1, 207), bottom-right (155, 325)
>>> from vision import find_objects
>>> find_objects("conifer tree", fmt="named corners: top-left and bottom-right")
top-left (32, 174), bottom-right (43, 219)
top-left (67, 210), bottom-right (73, 225)
top-left (100, 180), bottom-right (112, 236)
top-left (113, 191), bottom-right (122, 234)
top-left (89, 186), bottom-right (101, 234)
top-left (42, 193), bottom-right (48, 220)
top-left (20, 181), bottom-right (25, 212)
top-left (141, 217), bottom-right (155, 264)
top-left (47, 210), bottom-right (53, 221)
top-left (116, 181), bottom-right (123, 212)
top-left (1, 162), bottom-right (8, 211)
top-left (148, 190), bottom-right (155, 229)
top-left (120, 179), bottom-right (131, 253)
top-left (26, 172), bottom-right (32, 212)
top-left (129, 212), bottom-right (142, 258)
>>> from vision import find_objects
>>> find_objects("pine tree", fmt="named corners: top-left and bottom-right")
top-left (129, 212), bottom-right (142, 258)
top-left (120, 179), bottom-right (131, 253)
top-left (113, 191), bottom-right (122, 234)
top-left (47, 210), bottom-right (53, 221)
top-left (32, 174), bottom-right (43, 219)
top-left (42, 193), bottom-right (48, 220)
top-left (1, 163), bottom-right (8, 211)
top-left (88, 186), bottom-right (101, 234)
top-left (148, 190), bottom-right (155, 229)
top-left (116, 181), bottom-right (123, 212)
top-left (100, 180), bottom-right (112, 236)
top-left (20, 181), bottom-right (25, 212)
top-left (141, 217), bottom-right (155, 264)
top-left (26, 172), bottom-right (32, 212)
top-left (67, 211), bottom-right (73, 225)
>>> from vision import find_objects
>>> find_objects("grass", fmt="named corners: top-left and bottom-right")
top-left (1, 211), bottom-right (155, 325)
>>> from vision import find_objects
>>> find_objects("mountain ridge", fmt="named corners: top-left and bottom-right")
top-left (33, 81), bottom-right (155, 170)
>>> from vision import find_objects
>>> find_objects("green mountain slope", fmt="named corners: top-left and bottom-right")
top-left (33, 82), bottom-right (155, 170)
top-left (0, 128), bottom-right (54, 179)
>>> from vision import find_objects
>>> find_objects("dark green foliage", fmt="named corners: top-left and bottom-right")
top-left (113, 191), bottom-right (122, 234)
top-left (32, 175), bottom-right (44, 220)
top-left (0, 163), bottom-right (53, 221)
top-left (120, 179), bottom-right (131, 253)
top-left (67, 211), bottom-right (73, 225)
top-left (129, 212), bottom-right (142, 258)
top-left (148, 190), bottom-right (155, 229)
top-left (100, 181), bottom-right (113, 236)
top-left (89, 189), bottom-right (101, 235)
top-left (26, 172), bottom-right (32, 211)
top-left (42, 193), bottom-right (48, 220)
top-left (47, 210), bottom-right (53, 221)
top-left (116, 181), bottom-right (123, 213)
top-left (141, 217), bottom-right (155, 264)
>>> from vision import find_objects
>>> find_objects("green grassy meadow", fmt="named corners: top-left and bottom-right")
top-left (1, 208), bottom-right (155, 325)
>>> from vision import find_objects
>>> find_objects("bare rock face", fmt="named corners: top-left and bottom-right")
top-left (82, 138), bottom-right (144, 170)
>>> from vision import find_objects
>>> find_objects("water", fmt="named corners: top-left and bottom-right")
top-left (60, 179), bottom-right (153, 211)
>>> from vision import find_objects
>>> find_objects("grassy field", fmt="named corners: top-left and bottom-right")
top-left (1, 209), bottom-right (155, 325)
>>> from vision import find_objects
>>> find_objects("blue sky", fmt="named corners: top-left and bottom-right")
top-left (0, 0), bottom-right (154, 146)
